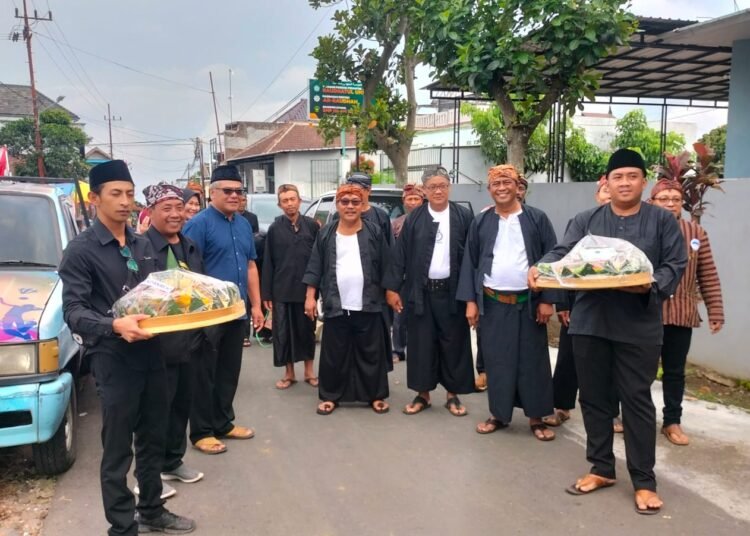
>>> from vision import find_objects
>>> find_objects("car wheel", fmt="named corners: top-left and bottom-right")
top-left (32, 387), bottom-right (77, 475)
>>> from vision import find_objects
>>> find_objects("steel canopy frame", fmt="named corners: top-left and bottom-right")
top-left (424, 16), bottom-right (731, 182)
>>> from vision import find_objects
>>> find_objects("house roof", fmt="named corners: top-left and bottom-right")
top-left (85, 147), bottom-right (111, 160)
top-left (273, 99), bottom-right (309, 123)
top-left (228, 122), bottom-right (356, 162)
top-left (0, 83), bottom-right (80, 121)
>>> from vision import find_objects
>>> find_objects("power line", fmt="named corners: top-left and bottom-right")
top-left (34, 32), bottom-right (212, 94)
top-left (234, 6), bottom-right (332, 121)
top-left (43, 0), bottom-right (109, 106)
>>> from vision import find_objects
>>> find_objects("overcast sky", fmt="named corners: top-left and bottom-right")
top-left (2, 0), bottom-right (747, 192)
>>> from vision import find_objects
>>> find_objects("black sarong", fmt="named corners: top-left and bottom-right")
top-left (407, 289), bottom-right (474, 394)
top-left (271, 302), bottom-right (315, 367)
top-left (481, 297), bottom-right (553, 423)
top-left (319, 311), bottom-right (389, 403)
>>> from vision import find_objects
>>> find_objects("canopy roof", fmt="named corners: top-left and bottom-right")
top-left (425, 15), bottom-right (742, 108)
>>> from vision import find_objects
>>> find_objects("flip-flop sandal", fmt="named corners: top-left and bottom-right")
top-left (316, 401), bottom-right (338, 415)
top-left (193, 437), bottom-right (227, 455)
top-left (530, 423), bottom-right (555, 441)
top-left (304, 377), bottom-right (320, 387)
top-left (444, 396), bottom-right (468, 417)
top-left (476, 417), bottom-right (508, 434)
top-left (275, 378), bottom-right (297, 390)
top-left (371, 401), bottom-right (390, 414)
top-left (403, 395), bottom-right (431, 415)
top-left (565, 475), bottom-right (616, 496)
top-left (634, 491), bottom-right (662, 515)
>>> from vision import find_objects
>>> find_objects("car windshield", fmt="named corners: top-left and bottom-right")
top-left (369, 194), bottom-right (405, 220)
top-left (250, 197), bottom-right (282, 226)
top-left (0, 194), bottom-right (61, 267)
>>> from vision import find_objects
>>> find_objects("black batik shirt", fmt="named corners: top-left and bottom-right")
top-left (59, 219), bottom-right (159, 359)
top-left (538, 202), bottom-right (687, 345)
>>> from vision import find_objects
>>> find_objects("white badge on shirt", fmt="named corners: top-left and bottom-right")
top-left (690, 238), bottom-right (700, 251)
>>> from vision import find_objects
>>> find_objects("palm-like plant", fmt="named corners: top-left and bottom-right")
top-left (655, 142), bottom-right (724, 223)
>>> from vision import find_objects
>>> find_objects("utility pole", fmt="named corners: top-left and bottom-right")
top-left (209, 72), bottom-right (223, 161)
top-left (14, 0), bottom-right (52, 177)
top-left (228, 68), bottom-right (233, 124)
top-left (104, 104), bottom-right (121, 158)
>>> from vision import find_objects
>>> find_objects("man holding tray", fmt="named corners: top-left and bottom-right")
top-left (60, 161), bottom-right (195, 535)
top-left (529, 149), bottom-right (687, 515)
top-left (183, 165), bottom-right (264, 455)
top-left (143, 184), bottom-right (206, 491)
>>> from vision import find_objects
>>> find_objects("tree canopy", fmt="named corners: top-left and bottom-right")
top-left (421, 0), bottom-right (636, 174)
top-left (0, 108), bottom-right (89, 179)
top-left (699, 124), bottom-right (726, 175)
top-left (612, 109), bottom-right (685, 171)
top-left (310, 0), bottom-right (424, 185)
top-left (462, 103), bottom-right (547, 173)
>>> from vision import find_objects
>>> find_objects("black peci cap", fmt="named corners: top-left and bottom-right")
top-left (347, 172), bottom-right (372, 189)
top-left (89, 159), bottom-right (132, 189)
top-left (210, 164), bottom-right (242, 183)
top-left (606, 148), bottom-right (647, 177)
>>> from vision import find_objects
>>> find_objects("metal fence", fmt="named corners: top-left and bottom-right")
top-left (379, 147), bottom-right (444, 183)
top-left (310, 159), bottom-right (340, 197)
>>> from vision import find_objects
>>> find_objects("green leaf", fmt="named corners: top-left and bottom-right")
top-left (569, 39), bottom-right (580, 51)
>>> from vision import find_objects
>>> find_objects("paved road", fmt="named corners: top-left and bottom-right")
top-left (44, 345), bottom-right (750, 535)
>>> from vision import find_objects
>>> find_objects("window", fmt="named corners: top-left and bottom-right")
top-left (0, 194), bottom-right (62, 266)
top-left (314, 197), bottom-right (334, 227)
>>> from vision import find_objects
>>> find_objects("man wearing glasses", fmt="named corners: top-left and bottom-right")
top-left (385, 167), bottom-right (475, 416)
top-left (341, 172), bottom-right (393, 245)
top-left (59, 160), bottom-right (195, 535)
top-left (458, 164), bottom-right (559, 442)
top-left (303, 184), bottom-right (391, 415)
top-left (183, 165), bottom-right (264, 455)
top-left (650, 178), bottom-right (724, 447)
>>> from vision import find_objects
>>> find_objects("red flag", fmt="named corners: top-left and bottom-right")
top-left (0, 145), bottom-right (10, 176)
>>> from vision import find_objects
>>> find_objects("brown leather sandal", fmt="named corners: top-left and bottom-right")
top-left (193, 437), bottom-right (227, 455)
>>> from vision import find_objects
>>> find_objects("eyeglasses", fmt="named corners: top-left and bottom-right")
top-left (489, 180), bottom-right (516, 189)
top-left (425, 183), bottom-right (450, 192)
top-left (653, 196), bottom-right (682, 205)
top-left (337, 198), bottom-right (362, 207)
top-left (219, 188), bottom-right (246, 196)
top-left (119, 245), bottom-right (139, 273)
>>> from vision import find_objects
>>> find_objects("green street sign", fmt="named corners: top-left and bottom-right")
top-left (308, 79), bottom-right (364, 120)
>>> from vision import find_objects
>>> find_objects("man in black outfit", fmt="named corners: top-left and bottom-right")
top-left (385, 166), bottom-right (475, 416)
top-left (262, 184), bottom-right (319, 389)
top-left (59, 161), bottom-right (194, 535)
top-left (143, 184), bottom-right (205, 490)
top-left (531, 149), bottom-right (687, 515)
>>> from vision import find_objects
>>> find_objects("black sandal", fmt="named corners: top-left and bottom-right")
top-left (444, 396), bottom-right (467, 417)
top-left (403, 395), bottom-right (431, 415)
top-left (316, 401), bottom-right (338, 415)
top-left (476, 417), bottom-right (508, 434)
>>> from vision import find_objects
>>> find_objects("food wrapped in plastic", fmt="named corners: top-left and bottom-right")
top-left (112, 270), bottom-right (245, 333)
top-left (535, 234), bottom-right (653, 289)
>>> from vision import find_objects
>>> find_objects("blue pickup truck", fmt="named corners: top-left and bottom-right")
top-left (0, 177), bottom-right (88, 474)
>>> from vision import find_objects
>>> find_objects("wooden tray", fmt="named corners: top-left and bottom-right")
top-left (139, 301), bottom-right (246, 334)
top-left (536, 272), bottom-right (653, 290)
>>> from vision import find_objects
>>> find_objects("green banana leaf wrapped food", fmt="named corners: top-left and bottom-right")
top-left (536, 234), bottom-right (653, 289)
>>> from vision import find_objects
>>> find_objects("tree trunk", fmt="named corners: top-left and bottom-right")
top-left (506, 126), bottom-right (531, 175)
top-left (388, 147), bottom-right (410, 187)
